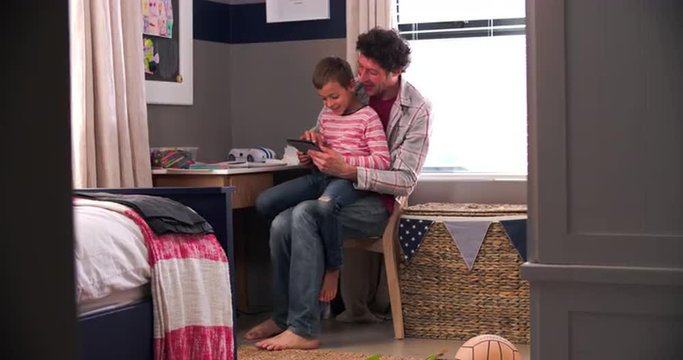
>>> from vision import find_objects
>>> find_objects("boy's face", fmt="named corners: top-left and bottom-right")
top-left (357, 54), bottom-right (400, 98)
top-left (317, 81), bottom-right (355, 115)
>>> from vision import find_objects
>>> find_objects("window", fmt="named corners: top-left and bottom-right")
top-left (396, 0), bottom-right (527, 175)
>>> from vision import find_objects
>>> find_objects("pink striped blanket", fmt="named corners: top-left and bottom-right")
top-left (75, 198), bottom-right (234, 360)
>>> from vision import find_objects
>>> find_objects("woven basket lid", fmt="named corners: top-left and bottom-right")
top-left (403, 202), bottom-right (527, 217)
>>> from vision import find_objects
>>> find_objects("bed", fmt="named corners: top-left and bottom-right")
top-left (74, 187), bottom-right (236, 360)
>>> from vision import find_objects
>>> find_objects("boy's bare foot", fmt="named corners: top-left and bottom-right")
top-left (319, 269), bottom-right (340, 302)
top-left (244, 318), bottom-right (284, 340)
top-left (256, 330), bottom-right (320, 351)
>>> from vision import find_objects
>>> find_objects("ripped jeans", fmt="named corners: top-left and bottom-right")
top-left (255, 171), bottom-right (369, 269)
top-left (255, 189), bottom-right (388, 338)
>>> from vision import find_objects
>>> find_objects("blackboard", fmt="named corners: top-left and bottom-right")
top-left (143, 0), bottom-right (180, 83)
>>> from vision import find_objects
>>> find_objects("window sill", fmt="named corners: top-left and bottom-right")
top-left (418, 173), bottom-right (527, 182)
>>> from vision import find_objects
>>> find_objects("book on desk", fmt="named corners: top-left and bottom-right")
top-left (186, 159), bottom-right (289, 170)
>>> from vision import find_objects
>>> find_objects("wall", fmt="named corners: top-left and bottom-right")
top-left (229, 38), bottom-right (345, 152)
top-left (411, 176), bottom-right (527, 205)
top-left (148, 40), bottom-right (233, 162)
top-left (147, 0), bottom-right (345, 161)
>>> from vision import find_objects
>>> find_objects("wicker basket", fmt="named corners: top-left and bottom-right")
top-left (402, 202), bottom-right (528, 217)
top-left (399, 203), bottom-right (530, 344)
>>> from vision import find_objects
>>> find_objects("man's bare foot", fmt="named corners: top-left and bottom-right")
top-left (244, 318), bottom-right (284, 340)
top-left (255, 330), bottom-right (320, 351)
top-left (319, 269), bottom-right (339, 302)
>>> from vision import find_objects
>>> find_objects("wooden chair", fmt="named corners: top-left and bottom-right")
top-left (342, 196), bottom-right (407, 339)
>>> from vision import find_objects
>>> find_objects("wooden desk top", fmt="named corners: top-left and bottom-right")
top-left (152, 164), bottom-right (305, 209)
top-left (152, 164), bottom-right (302, 176)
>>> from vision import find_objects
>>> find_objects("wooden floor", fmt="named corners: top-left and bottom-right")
top-left (236, 313), bottom-right (530, 360)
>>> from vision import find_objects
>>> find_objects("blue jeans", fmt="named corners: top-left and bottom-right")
top-left (256, 172), bottom-right (368, 269)
top-left (254, 192), bottom-right (389, 338)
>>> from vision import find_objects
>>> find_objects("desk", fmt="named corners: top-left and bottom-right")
top-left (152, 165), bottom-right (305, 312)
top-left (153, 165), bottom-right (302, 209)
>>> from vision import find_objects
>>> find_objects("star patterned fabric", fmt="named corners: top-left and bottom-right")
top-left (398, 218), bottom-right (434, 262)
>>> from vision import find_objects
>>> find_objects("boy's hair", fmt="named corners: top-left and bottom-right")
top-left (312, 57), bottom-right (355, 89)
top-left (356, 27), bottom-right (411, 73)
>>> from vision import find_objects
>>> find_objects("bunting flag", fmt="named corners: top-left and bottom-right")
top-left (444, 220), bottom-right (492, 271)
top-left (500, 219), bottom-right (528, 261)
top-left (398, 218), bottom-right (434, 262)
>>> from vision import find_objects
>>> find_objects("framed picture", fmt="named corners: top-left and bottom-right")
top-left (143, 0), bottom-right (193, 105)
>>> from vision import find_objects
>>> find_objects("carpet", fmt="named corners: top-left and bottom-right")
top-left (237, 345), bottom-right (421, 360)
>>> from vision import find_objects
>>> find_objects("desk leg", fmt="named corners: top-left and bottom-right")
top-left (233, 209), bottom-right (250, 313)
top-left (233, 206), bottom-right (273, 315)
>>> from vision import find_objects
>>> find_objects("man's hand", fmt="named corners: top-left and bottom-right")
top-left (308, 144), bottom-right (358, 181)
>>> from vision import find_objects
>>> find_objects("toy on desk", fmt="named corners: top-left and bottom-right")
top-left (150, 147), bottom-right (197, 169)
top-left (247, 147), bottom-right (276, 162)
top-left (228, 147), bottom-right (276, 162)
top-left (227, 148), bottom-right (249, 162)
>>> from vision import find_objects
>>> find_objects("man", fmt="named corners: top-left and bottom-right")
top-left (245, 27), bottom-right (431, 351)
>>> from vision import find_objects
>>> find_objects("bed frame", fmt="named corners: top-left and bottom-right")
top-left (76, 187), bottom-right (236, 360)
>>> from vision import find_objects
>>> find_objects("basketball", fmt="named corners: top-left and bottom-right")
top-left (454, 334), bottom-right (521, 360)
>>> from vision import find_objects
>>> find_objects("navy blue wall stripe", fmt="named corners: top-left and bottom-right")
top-left (194, 0), bottom-right (346, 44)
top-left (193, 0), bottom-right (232, 44)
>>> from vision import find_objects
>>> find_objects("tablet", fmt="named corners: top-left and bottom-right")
top-left (287, 139), bottom-right (321, 153)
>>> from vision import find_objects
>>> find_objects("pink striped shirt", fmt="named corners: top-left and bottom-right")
top-left (318, 106), bottom-right (391, 170)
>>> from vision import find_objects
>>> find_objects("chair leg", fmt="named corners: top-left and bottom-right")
top-left (383, 240), bottom-right (404, 340)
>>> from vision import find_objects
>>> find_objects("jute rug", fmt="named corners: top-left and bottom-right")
top-left (238, 345), bottom-right (420, 360)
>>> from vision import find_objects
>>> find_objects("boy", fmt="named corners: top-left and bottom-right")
top-left (255, 57), bottom-right (390, 303)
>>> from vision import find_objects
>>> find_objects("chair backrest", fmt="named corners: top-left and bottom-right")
top-left (343, 196), bottom-right (408, 254)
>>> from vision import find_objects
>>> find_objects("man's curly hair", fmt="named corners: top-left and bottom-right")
top-left (356, 27), bottom-right (411, 73)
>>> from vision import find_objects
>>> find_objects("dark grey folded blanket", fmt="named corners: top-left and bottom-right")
top-left (74, 192), bottom-right (214, 236)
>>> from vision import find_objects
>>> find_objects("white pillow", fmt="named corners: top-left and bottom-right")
top-left (73, 205), bottom-right (150, 302)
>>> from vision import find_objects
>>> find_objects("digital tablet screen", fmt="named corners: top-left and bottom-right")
top-left (287, 139), bottom-right (321, 153)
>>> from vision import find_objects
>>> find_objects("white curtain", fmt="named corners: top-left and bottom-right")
top-left (70, 0), bottom-right (152, 188)
top-left (346, 0), bottom-right (395, 71)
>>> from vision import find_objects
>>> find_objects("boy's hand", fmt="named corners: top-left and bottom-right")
top-left (297, 130), bottom-right (323, 167)
top-left (309, 144), bottom-right (357, 181)
top-left (300, 130), bottom-right (324, 146)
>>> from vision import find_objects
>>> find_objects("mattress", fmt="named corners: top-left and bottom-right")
top-left (73, 199), bottom-right (151, 313)
top-left (78, 284), bottom-right (150, 316)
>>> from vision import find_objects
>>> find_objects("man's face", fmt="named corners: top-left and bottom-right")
top-left (357, 54), bottom-right (400, 98)
top-left (317, 81), bottom-right (355, 115)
